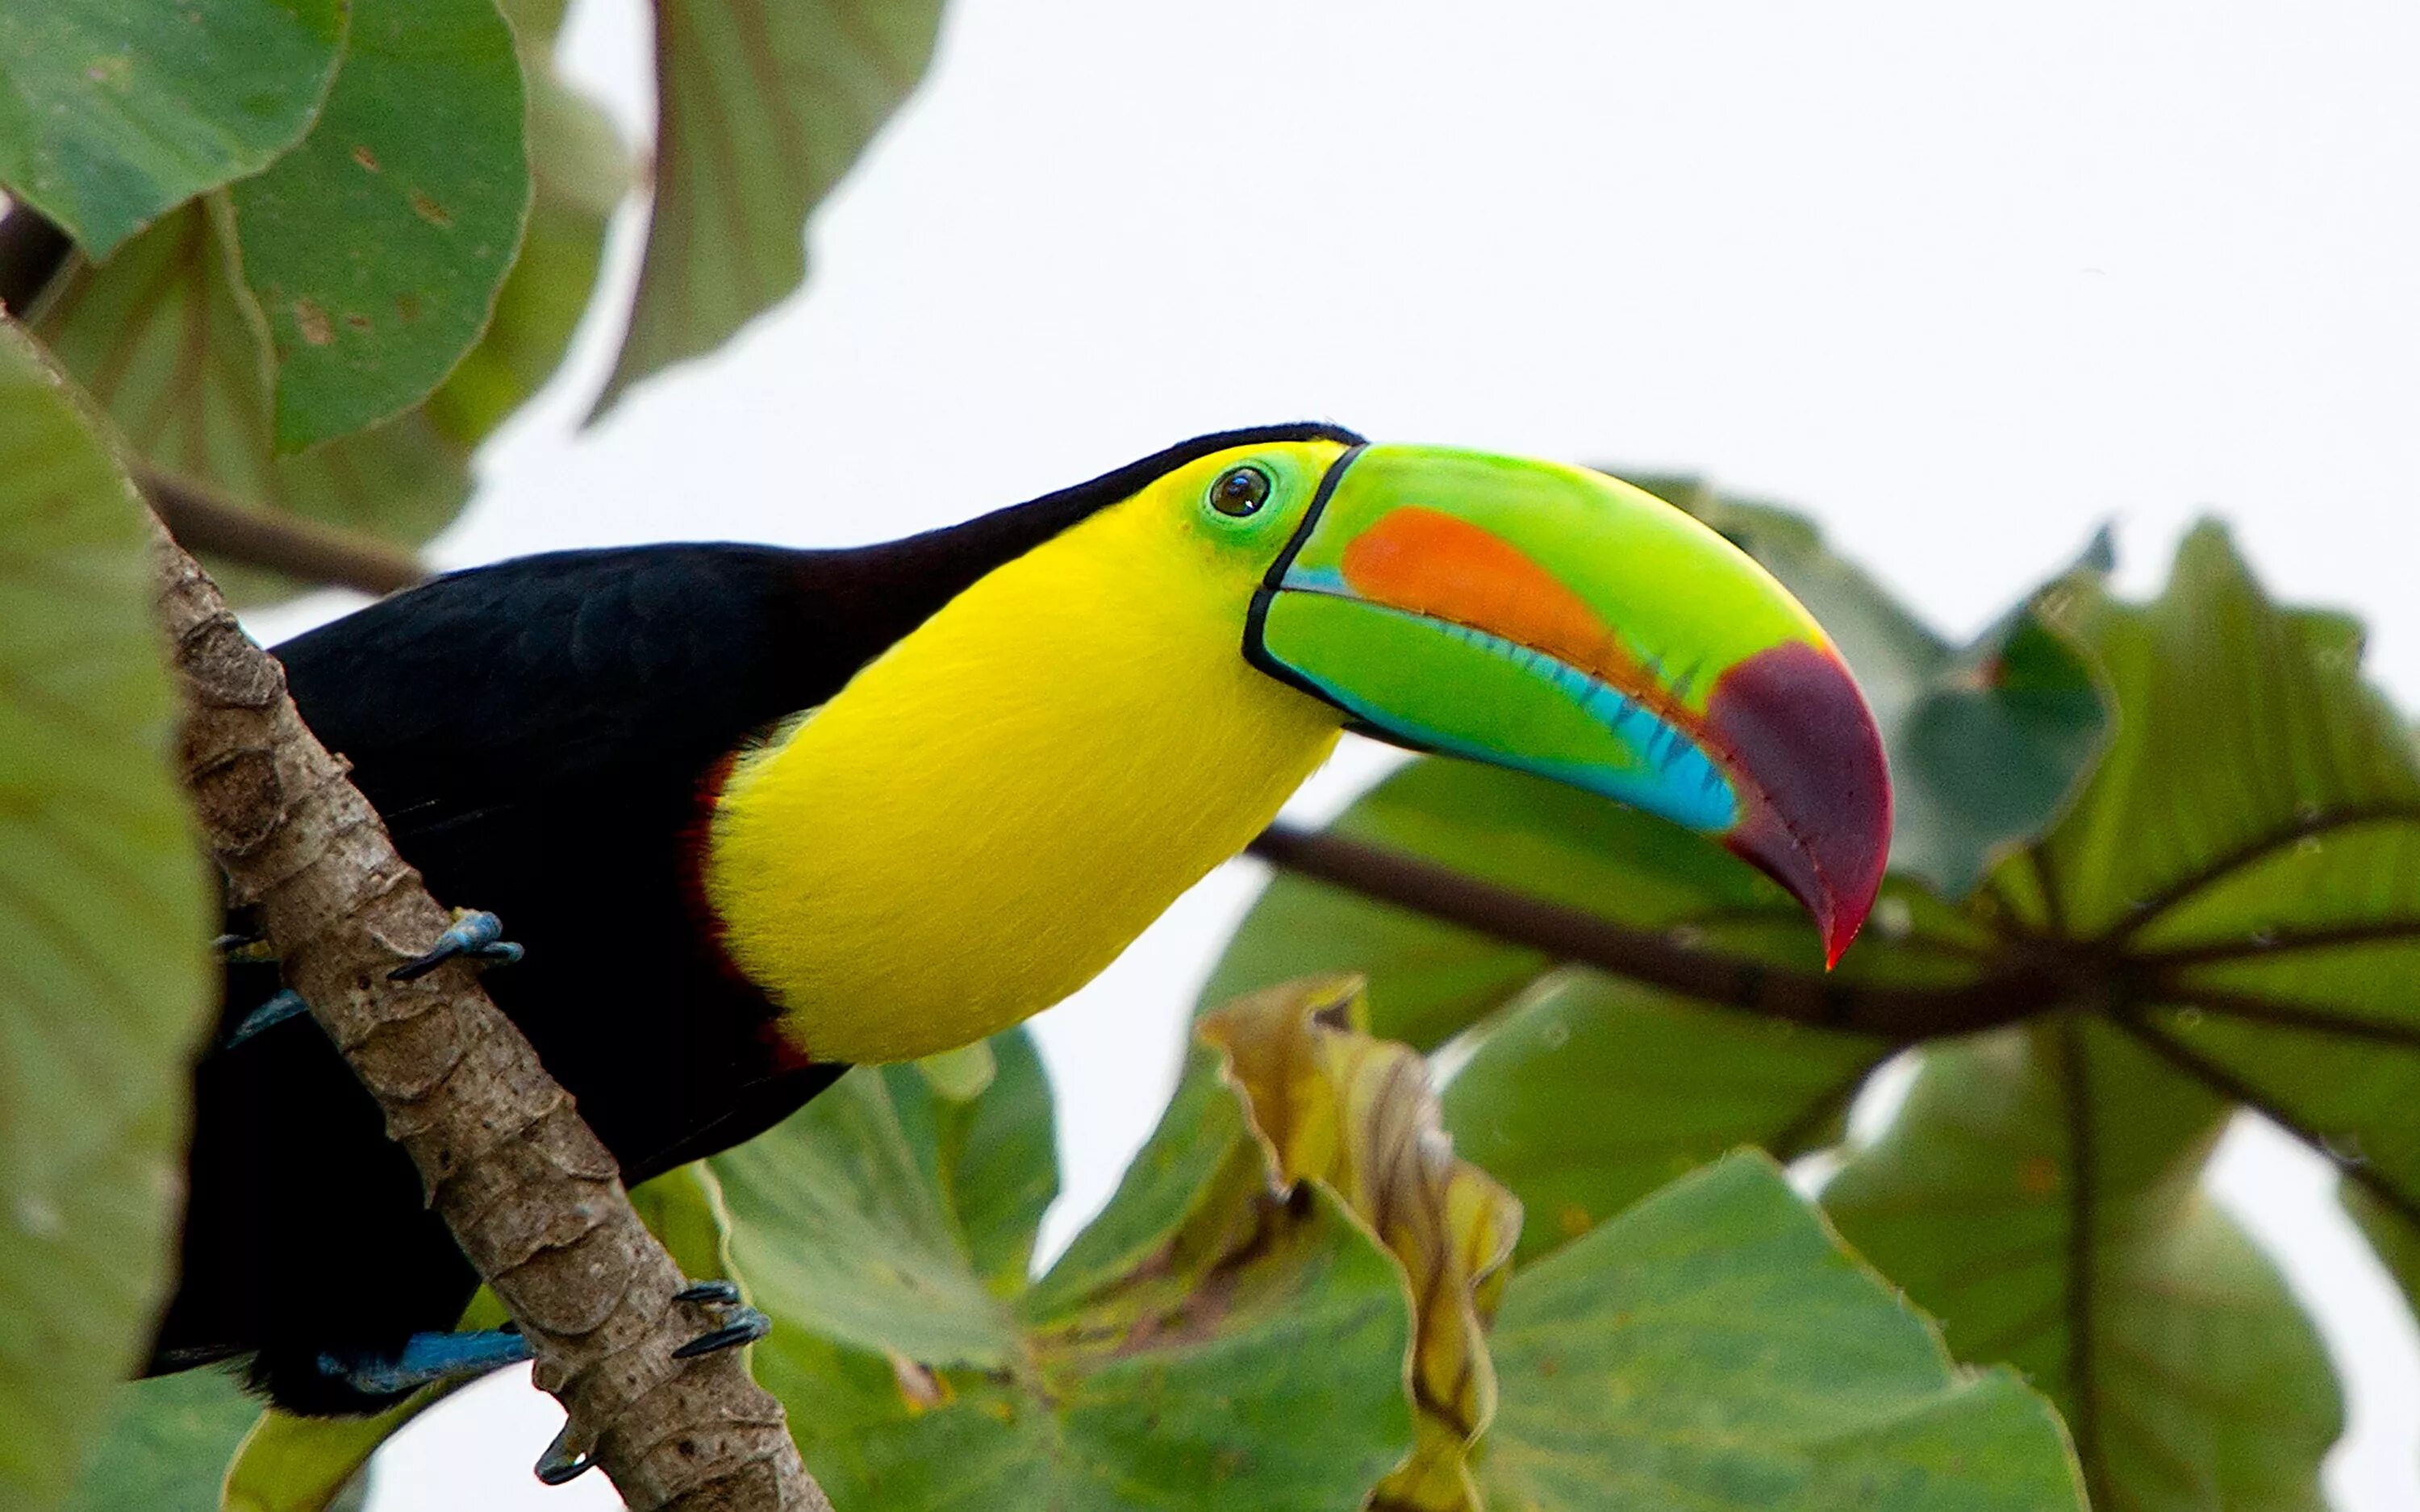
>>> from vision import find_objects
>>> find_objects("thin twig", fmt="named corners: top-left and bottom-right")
top-left (142, 467), bottom-right (427, 597)
top-left (154, 523), bottom-right (824, 1511)
top-left (1245, 824), bottom-right (2057, 1040)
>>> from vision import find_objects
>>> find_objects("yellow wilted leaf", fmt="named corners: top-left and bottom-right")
top-left (1201, 977), bottom-right (1523, 1511)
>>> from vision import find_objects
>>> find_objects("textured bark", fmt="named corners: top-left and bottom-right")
top-left (155, 526), bottom-right (828, 1510)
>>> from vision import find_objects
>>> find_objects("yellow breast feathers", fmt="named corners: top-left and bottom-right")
top-left (703, 444), bottom-right (1349, 1063)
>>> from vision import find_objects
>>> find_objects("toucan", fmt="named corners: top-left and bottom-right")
top-left (146, 424), bottom-right (1891, 1418)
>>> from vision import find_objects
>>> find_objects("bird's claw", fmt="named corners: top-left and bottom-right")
top-left (223, 988), bottom-right (311, 1049)
top-left (390, 910), bottom-right (524, 981)
top-left (671, 1278), bottom-right (767, 1359)
top-left (523, 1284), bottom-right (757, 1484)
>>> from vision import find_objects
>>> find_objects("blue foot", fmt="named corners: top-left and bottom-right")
top-left (318, 1327), bottom-right (533, 1397)
top-left (390, 910), bottom-right (524, 982)
top-left (223, 989), bottom-right (309, 1049)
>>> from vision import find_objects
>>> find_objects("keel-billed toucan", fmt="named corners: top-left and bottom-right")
top-left (148, 424), bottom-right (1891, 1416)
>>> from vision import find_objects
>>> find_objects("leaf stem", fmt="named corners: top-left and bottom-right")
top-left (2138, 918), bottom-right (2420, 968)
top-left (2145, 988), bottom-right (2420, 1050)
top-left (2107, 1010), bottom-right (2420, 1229)
top-left (2103, 804), bottom-right (2420, 944)
top-left (2058, 1016), bottom-right (2105, 1503)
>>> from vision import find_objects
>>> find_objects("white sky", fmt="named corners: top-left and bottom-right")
top-left (240, 0), bottom-right (2420, 1505)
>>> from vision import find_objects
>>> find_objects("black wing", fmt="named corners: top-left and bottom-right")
top-left (152, 422), bottom-right (1366, 1410)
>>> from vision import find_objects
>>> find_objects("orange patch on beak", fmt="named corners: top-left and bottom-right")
top-left (1339, 506), bottom-right (1650, 697)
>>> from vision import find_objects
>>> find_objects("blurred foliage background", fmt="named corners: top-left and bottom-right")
top-left (2, 2), bottom-right (2410, 1510)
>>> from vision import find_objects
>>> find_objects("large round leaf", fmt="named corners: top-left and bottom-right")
top-left (0, 322), bottom-right (214, 1507)
top-left (1825, 1025), bottom-right (2339, 1511)
top-left (1207, 758), bottom-right (1790, 1052)
top-left (1442, 968), bottom-right (1889, 1260)
top-left (0, 0), bottom-right (346, 256)
top-left (1477, 1154), bottom-right (2084, 1512)
top-left (591, 0), bottom-right (945, 413)
top-left (714, 1026), bottom-right (1419, 1511)
top-left (31, 47), bottom-right (624, 602)
top-left (226, 0), bottom-right (529, 452)
top-left (56, 1368), bottom-right (261, 1512)
top-left (31, 198), bottom-right (473, 600)
top-left (1207, 514), bottom-right (2418, 1506)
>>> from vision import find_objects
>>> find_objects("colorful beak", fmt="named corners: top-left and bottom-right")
top-left (1245, 444), bottom-right (1892, 965)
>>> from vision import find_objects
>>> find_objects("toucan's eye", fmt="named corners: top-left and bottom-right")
top-left (1209, 465), bottom-right (1274, 518)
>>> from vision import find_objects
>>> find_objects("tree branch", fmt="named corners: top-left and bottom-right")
top-left (1245, 824), bottom-right (2059, 1040)
top-left (142, 467), bottom-right (427, 598)
top-left (154, 524), bottom-right (825, 1510)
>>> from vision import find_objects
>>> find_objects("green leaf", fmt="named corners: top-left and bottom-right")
top-left (592, 0), bottom-right (945, 414)
top-left (213, 1164), bottom-right (725, 1512)
top-left (0, 322), bottom-right (215, 1508)
top-left (1476, 1154), bottom-right (2085, 1512)
top-left (714, 1027), bottom-right (1418, 1511)
top-left (26, 27), bottom-right (625, 588)
top-left (31, 44), bottom-right (623, 602)
top-left (227, 0), bottom-right (530, 451)
top-left (31, 199), bottom-right (472, 602)
top-left (888, 1032), bottom-right (1057, 1293)
top-left (1825, 1024), bottom-right (2339, 1511)
top-left (2345, 1179), bottom-right (2420, 1318)
top-left (1636, 476), bottom-right (2113, 898)
top-left (1206, 514), bottom-right (2416, 1504)
top-left (423, 63), bottom-right (627, 448)
top-left (0, 0), bottom-right (347, 256)
top-left (220, 1393), bottom-right (440, 1512)
top-left (1204, 760), bottom-right (1969, 1267)
top-left (1207, 759), bottom-right (1788, 1052)
top-left (1442, 968), bottom-right (1889, 1260)
top-left (628, 1161), bottom-right (738, 1282)
top-left (56, 1368), bottom-right (261, 1512)
top-left (1198, 980), bottom-right (1521, 1510)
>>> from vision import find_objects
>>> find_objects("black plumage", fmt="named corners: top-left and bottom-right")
top-left (147, 424), bottom-right (1363, 1413)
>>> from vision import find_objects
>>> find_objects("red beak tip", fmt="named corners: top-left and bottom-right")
top-left (1821, 915), bottom-right (1862, 970)
top-left (1703, 639), bottom-right (1892, 976)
